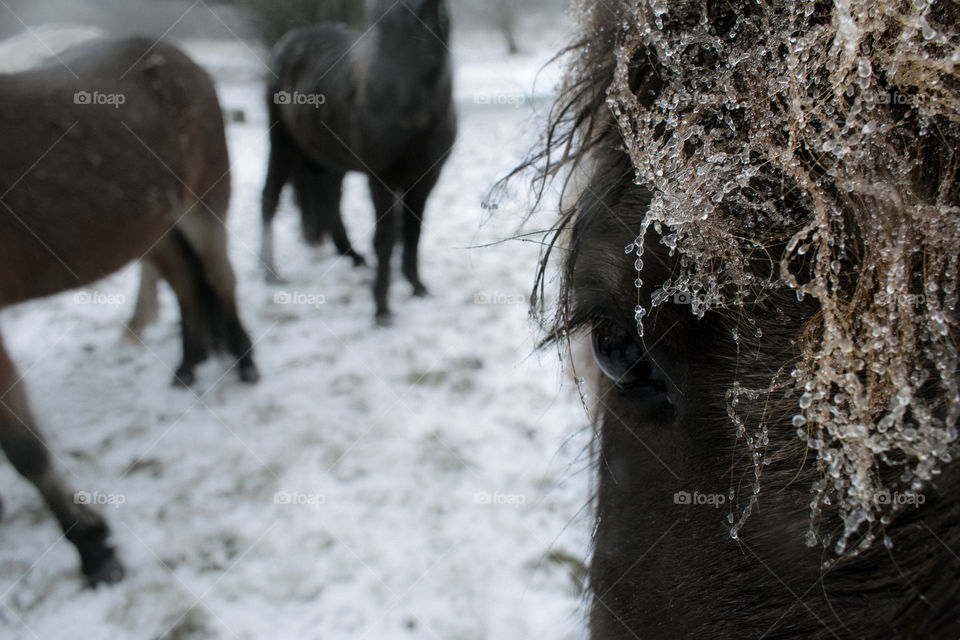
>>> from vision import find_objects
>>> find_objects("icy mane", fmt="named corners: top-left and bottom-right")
top-left (536, 0), bottom-right (960, 555)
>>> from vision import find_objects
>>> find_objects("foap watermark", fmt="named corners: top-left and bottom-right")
top-left (692, 93), bottom-right (728, 107)
top-left (273, 491), bottom-right (326, 507)
top-left (672, 291), bottom-right (726, 307)
top-left (74, 490), bottom-right (125, 508)
top-left (474, 93), bottom-right (527, 109)
top-left (473, 291), bottom-right (525, 306)
top-left (274, 91), bottom-right (327, 108)
top-left (74, 90), bottom-right (126, 108)
top-left (674, 490), bottom-right (726, 508)
top-left (73, 290), bottom-right (126, 307)
top-left (274, 291), bottom-right (326, 309)
top-left (875, 490), bottom-right (925, 508)
top-left (871, 90), bottom-right (927, 107)
top-left (474, 491), bottom-right (526, 508)
top-left (875, 292), bottom-right (927, 309)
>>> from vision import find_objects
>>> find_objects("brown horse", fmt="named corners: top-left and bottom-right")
top-left (0, 36), bottom-right (259, 585)
top-left (521, 0), bottom-right (960, 638)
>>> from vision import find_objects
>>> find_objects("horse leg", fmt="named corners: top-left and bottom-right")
top-left (328, 196), bottom-right (367, 268)
top-left (145, 234), bottom-right (208, 387)
top-left (261, 125), bottom-right (294, 284)
top-left (293, 160), bottom-right (366, 267)
top-left (292, 154), bottom-right (327, 247)
top-left (0, 335), bottom-right (123, 585)
top-left (368, 179), bottom-right (402, 325)
top-left (401, 174), bottom-right (439, 297)
top-left (178, 219), bottom-right (260, 384)
top-left (123, 261), bottom-right (161, 341)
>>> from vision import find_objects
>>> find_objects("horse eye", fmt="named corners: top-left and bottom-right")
top-left (591, 320), bottom-right (665, 392)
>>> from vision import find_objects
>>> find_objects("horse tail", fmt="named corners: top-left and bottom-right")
top-left (172, 230), bottom-right (228, 355)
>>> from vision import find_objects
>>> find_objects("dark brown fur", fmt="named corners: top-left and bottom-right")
top-left (0, 37), bottom-right (259, 584)
top-left (260, 0), bottom-right (456, 324)
top-left (520, 1), bottom-right (960, 637)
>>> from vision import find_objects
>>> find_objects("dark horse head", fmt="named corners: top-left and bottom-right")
top-left (261, 0), bottom-right (456, 324)
top-left (523, 1), bottom-right (960, 637)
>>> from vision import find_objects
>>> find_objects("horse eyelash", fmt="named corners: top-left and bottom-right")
top-left (541, 306), bottom-right (610, 349)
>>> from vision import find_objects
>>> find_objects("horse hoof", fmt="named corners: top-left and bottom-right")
top-left (238, 362), bottom-right (261, 384)
top-left (303, 230), bottom-right (325, 246)
top-left (412, 284), bottom-right (428, 298)
top-left (351, 254), bottom-right (367, 268)
top-left (84, 549), bottom-right (124, 587)
top-left (375, 312), bottom-right (394, 328)
top-left (172, 370), bottom-right (195, 388)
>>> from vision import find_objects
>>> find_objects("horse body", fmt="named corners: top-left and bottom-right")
top-left (0, 36), bottom-right (258, 584)
top-left (0, 53), bottom-right (180, 304)
top-left (262, 0), bottom-right (456, 322)
top-left (0, 37), bottom-right (258, 383)
top-left (277, 25), bottom-right (454, 176)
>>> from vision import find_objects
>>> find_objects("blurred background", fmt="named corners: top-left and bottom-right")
top-left (0, 0), bottom-right (571, 52)
top-left (0, 2), bottom-right (590, 639)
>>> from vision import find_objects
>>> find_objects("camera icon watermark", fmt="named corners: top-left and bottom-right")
top-left (273, 491), bottom-right (326, 508)
top-left (273, 291), bottom-right (326, 309)
top-left (875, 292), bottom-right (926, 309)
top-left (274, 91), bottom-right (327, 108)
top-left (73, 290), bottom-right (126, 307)
top-left (672, 291), bottom-right (725, 306)
top-left (473, 491), bottom-right (526, 508)
top-left (673, 490), bottom-right (725, 508)
top-left (473, 291), bottom-right (525, 306)
top-left (74, 490), bottom-right (126, 508)
top-left (74, 90), bottom-right (126, 109)
top-left (872, 90), bottom-right (926, 107)
top-left (874, 490), bottom-right (925, 508)
top-left (473, 93), bottom-right (527, 109)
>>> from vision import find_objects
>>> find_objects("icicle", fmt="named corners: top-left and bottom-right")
top-left (594, 0), bottom-right (960, 554)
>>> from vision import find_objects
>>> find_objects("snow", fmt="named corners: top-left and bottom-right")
top-left (0, 23), bottom-right (103, 71)
top-left (0, 26), bottom-right (591, 640)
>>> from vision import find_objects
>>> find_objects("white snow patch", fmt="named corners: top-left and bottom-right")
top-left (0, 24), bottom-right (102, 72)
top-left (0, 29), bottom-right (591, 640)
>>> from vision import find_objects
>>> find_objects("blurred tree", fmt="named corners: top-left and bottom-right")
top-left (228, 0), bottom-right (365, 45)
top-left (447, 0), bottom-right (570, 55)
top-left (493, 0), bottom-right (518, 54)
top-left (0, 0), bottom-right (27, 39)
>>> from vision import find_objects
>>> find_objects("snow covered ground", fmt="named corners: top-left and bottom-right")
top-left (0, 22), bottom-right (594, 640)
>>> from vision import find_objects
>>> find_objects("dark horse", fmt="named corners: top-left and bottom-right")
top-left (0, 37), bottom-right (259, 584)
top-left (525, 0), bottom-right (960, 637)
top-left (261, 0), bottom-right (456, 324)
